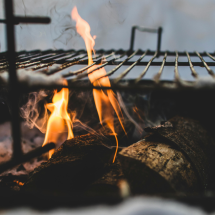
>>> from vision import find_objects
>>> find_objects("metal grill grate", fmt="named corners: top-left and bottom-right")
top-left (1, 49), bottom-right (215, 91)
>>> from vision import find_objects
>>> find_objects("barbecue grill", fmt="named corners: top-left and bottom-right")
top-left (1, 0), bottom-right (215, 212)
top-left (1, 0), bottom-right (215, 173)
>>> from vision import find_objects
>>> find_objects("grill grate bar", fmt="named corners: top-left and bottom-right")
top-left (154, 51), bottom-right (167, 83)
top-left (135, 51), bottom-right (157, 83)
top-left (186, 51), bottom-right (198, 78)
top-left (174, 51), bottom-right (180, 81)
top-left (196, 51), bottom-right (215, 77)
top-left (206, 52), bottom-right (215, 62)
top-left (114, 50), bottom-right (148, 83)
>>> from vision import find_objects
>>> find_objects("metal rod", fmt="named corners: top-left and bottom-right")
top-left (15, 16), bottom-right (51, 24)
top-left (174, 51), bottom-right (180, 81)
top-left (154, 51), bottom-right (167, 83)
top-left (0, 16), bottom-right (50, 25)
top-left (186, 51), bottom-right (198, 78)
top-left (129, 26), bottom-right (162, 57)
top-left (4, 0), bottom-right (22, 160)
top-left (0, 18), bottom-right (19, 24)
top-left (129, 26), bottom-right (158, 51)
top-left (135, 51), bottom-right (157, 83)
top-left (157, 27), bottom-right (162, 57)
top-left (206, 52), bottom-right (215, 61)
top-left (129, 26), bottom-right (136, 51)
top-left (196, 51), bottom-right (215, 77)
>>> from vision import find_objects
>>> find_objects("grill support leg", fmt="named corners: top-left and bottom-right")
top-left (4, 0), bottom-right (22, 160)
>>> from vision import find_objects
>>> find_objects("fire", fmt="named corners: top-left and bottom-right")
top-left (42, 81), bottom-right (74, 158)
top-left (71, 6), bottom-right (125, 162)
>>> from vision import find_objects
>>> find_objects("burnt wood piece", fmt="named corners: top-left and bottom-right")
top-left (24, 133), bottom-right (121, 193)
top-left (85, 159), bottom-right (125, 197)
top-left (144, 116), bottom-right (215, 190)
top-left (119, 139), bottom-right (201, 195)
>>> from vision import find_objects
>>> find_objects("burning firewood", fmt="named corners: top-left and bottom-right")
top-left (85, 159), bottom-right (125, 197)
top-left (24, 133), bottom-right (122, 194)
top-left (119, 139), bottom-right (201, 195)
top-left (119, 116), bottom-right (215, 195)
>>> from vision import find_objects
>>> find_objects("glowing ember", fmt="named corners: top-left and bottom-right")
top-left (42, 81), bottom-right (74, 158)
top-left (72, 6), bottom-right (126, 162)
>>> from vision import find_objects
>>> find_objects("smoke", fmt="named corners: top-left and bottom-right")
top-left (117, 91), bottom-right (143, 134)
top-left (20, 88), bottom-right (174, 149)
top-left (52, 14), bottom-right (77, 48)
top-left (20, 89), bottom-right (99, 140)
top-left (20, 90), bottom-right (48, 133)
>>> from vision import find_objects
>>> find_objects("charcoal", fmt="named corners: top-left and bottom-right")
top-left (144, 116), bottom-right (215, 190)
top-left (119, 139), bottom-right (201, 195)
top-left (24, 133), bottom-right (118, 193)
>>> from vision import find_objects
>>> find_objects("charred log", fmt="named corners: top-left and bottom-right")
top-left (24, 133), bottom-right (123, 194)
top-left (85, 159), bottom-right (125, 197)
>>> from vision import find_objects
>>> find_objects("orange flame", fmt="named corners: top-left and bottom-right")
top-left (72, 6), bottom-right (125, 162)
top-left (42, 81), bottom-right (74, 158)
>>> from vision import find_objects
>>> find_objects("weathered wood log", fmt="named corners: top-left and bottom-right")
top-left (24, 133), bottom-right (122, 193)
top-left (119, 139), bottom-right (201, 195)
top-left (119, 116), bottom-right (215, 195)
top-left (145, 116), bottom-right (215, 190)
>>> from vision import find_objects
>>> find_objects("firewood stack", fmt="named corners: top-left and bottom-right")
top-left (24, 116), bottom-right (215, 197)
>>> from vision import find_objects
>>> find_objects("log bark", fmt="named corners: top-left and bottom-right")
top-left (24, 133), bottom-right (122, 194)
top-left (25, 134), bottom-right (113, 192)
top-left (119, 139), bottom-right (201, 195)
top-left (119, 116), bottom-right (215, 195)
top-left (145, 116), bottom-right (215, 190)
